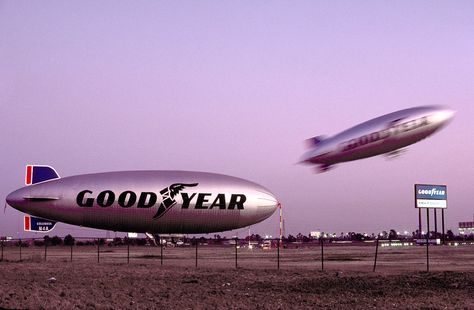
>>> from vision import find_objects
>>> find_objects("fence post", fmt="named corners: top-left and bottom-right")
top-left (19, 239), bottom-right (22, 262)
top-left (373, 238), bottom-right (379, 272)
top-left (195, 241), bottom-right (198, 268)
top-left (320, 237), bottom-right (324, 271)
top-left (235, 237), bottom-right (238, 269)
top-left (127, 242), bottom-right (130, 264)
top-left (160, 239), bottom-right (163, 266)
top-left (97, 238), bottom-right (100, 263)
top-left (277, 238), bottom-right (280, 270)
top-left (44, 241), bottom-right (48, 262)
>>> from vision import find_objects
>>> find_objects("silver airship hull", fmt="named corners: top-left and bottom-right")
top-left (6, 170), bottom-right (279, 234)
top-left (301, 106), bottom-right (455, 171)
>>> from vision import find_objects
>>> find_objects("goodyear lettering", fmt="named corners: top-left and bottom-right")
top-left (97, 190), bottom-right (115, 207)
top-left (340, 116), bottom-right (429, 152)
top-left (181, 193), bottom-right (196, 209)
top-left (195, 193), bottom-right (211, 209)
top-left (137, 192), bottom-right (157, 208)
top-left (181, 193), bottom-right (245, 209)
top-left (418, 188), bottom-right (445, 196)
top-left (210, 194), bottom-right (226, 209)
top-left (76, 190), bottom-right (246, 211)
top-left (228, 194), bottom-right (246, 209)
top-left (118, 191), bottom-right (136, 208)
top-left (77, 190), bottom-right (93, 207)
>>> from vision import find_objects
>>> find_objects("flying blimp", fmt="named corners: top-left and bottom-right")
top-left (300, 106), bottom-right (455, 172)
top-left (6, 166), bottom-right (279, 234)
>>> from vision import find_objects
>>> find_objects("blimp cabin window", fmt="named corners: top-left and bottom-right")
top-left (389, 118), bottom-right (404, 126)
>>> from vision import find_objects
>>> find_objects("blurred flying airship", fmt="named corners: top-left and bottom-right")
top-left (6, 166), bottom-right (279, 234)
top-left (300, 106), bottom-right (455, 172)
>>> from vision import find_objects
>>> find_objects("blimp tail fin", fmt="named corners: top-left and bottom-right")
top-left (305, 135), bottom-right (326, 148)
top-left (25, 165), bottom-right (60, 186)
top-left (24, 215), bottom-right (57, 233)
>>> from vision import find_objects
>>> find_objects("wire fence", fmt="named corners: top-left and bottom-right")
top-left (2, 237), bottom-right (474, 272)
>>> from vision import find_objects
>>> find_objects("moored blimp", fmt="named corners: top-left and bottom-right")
top-left (300, 106), bottom-right (455, 172)
top-left (6, 166), bottom-right (279, 234)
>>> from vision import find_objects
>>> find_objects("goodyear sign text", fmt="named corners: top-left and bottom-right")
top-left (415, 184), bottom-right (447, 209)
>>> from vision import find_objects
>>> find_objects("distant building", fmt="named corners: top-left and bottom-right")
top-left (310, 231), bottom-right (321, 238)
top-left (458, 222), bottom-right (474, 235)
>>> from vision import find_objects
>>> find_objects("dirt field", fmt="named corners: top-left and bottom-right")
top-left (1, 244), bottom-right (474, 309)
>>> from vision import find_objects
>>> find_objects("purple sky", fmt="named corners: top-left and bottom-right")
top-left (1, 1), bottom-right (473, 238)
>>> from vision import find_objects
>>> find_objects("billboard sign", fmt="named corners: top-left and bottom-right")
top-left (459, 222), bottom-right (474, 229)
top-left (415, 184), bottom-right (447, 209)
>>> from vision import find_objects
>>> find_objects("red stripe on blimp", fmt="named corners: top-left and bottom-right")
top-left (26, 165), bottom-right (32, 185)
top-left (24, 216), bottom-right (30, 231)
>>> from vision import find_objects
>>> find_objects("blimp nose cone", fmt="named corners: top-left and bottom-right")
top-left (256, 191), bottom-right (279, 219)
top-left (299, 151), bottom-right (313, 164)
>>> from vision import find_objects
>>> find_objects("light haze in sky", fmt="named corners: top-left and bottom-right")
top-left (1, 1), bottom-right (473, 238)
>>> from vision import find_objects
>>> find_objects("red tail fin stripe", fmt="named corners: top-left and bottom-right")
top-left (24, 216), bottom-right (31, 231)
top-left (26, 165), bottom-right (32, 185)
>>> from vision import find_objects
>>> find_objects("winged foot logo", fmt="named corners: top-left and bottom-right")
top-left (76, 183), bottom-right (247, 219)
top-left (154, 183), bottom-right (198, 219)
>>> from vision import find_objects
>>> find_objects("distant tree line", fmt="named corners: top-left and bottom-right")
top-left (5, 229), bottom-right (472, 247)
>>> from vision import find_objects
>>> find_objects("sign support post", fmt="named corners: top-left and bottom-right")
top-left (442, 210), bottom-right (445, 245)
top-left (418, 208), bottom-right (422, 239)
top-left (426, 209), bottom-right (430, 272)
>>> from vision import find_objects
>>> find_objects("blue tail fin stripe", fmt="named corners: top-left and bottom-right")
top-left (29, 165), bottom-right (60, 184)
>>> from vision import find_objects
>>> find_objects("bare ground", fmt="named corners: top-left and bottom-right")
top-left (1, 245), bottom-right (474, 309)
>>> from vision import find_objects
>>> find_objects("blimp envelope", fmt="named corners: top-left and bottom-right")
top-left (7, 165), bottom-right (279, 235)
